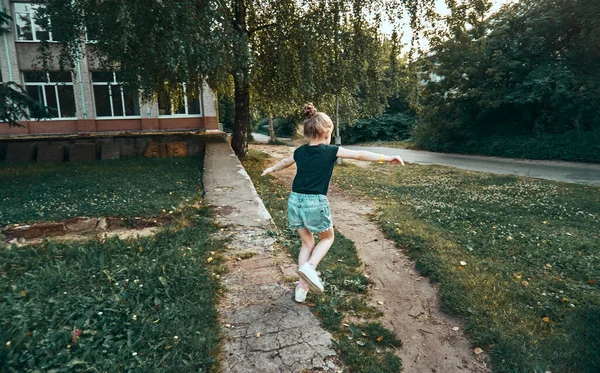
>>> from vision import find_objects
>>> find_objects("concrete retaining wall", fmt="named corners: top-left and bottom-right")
top-left (0, 131), bottom-right (227, 162)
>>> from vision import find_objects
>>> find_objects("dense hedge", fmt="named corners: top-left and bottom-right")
top-left (413, 0), bottom-right (599, 163)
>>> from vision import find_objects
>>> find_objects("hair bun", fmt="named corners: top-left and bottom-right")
top-left (303, 103), bottom-right (318, 119)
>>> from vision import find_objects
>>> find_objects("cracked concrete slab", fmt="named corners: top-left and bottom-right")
top-left (203, 143), bottom-right (340, 372)
top-left (204, 143), bottom-right (273, 228)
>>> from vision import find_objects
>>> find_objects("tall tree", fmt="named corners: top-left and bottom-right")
top-left (39, 0), bottom-right (433, 158)
top-left (415, 0), bottom-right (600, 151)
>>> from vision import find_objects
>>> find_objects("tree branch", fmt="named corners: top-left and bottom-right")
top-left (214, 0), bottom-right (234, 23)
top-left (248, 22), bottom-right (277, 37)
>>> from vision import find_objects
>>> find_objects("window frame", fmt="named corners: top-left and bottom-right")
top-left (91, 72), bottom-right (141, 119)
top-left (13, 2), bottom-right (56, 42)
top-left (158, 84), bottom-right (203, 118)
top-left (22, 71), bottom-right (77, 119)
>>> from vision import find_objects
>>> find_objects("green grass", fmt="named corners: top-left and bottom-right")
top-left (244, 150), bottom-right (402, 373)
top-left (0, 156), bottom-right (226, 372)
top-left (0, 157), bottom-right (205, 226)
top-left (416, 130), bottom-right (600, 163)
top-left (332, 162), bottom-right (600, 373)
top-left (0, 206), bottom-right (226, 372)
top-left (357, 140), bottom-right (416, 149)
top-left (267, 138), bottom-right (290, 146)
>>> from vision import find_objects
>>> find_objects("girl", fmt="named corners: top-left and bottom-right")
top-left (261, 103), bottom-right (404, 303)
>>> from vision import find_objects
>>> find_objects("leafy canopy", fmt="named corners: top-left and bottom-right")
top-left (414, 0), bottom-right (600, 151)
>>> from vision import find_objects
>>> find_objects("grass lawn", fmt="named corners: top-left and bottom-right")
top-left (356, 140), bottom-right (416, 149)
top-left (244, 150), bottom-right (403, 373)
top-left (0, 157), bottom-right (205, 226)
top-left (332, 162), bottom-right (600, 373)
top-left (0, 157), bottom-right (226, 372)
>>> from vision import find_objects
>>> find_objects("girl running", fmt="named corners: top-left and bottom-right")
top-left (261, 103), bottom-right (405, 303)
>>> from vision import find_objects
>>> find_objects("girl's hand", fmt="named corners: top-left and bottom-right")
top-left (261, 167), bottom-right (273, 176)
top-left (388, 156), bottom-right (405, 165)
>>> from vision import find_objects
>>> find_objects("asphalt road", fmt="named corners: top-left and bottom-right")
top-left (251, 133), bottom-right (599, 185)
top-left (345, 145), bottom-right (600, 186)
top-left (251, 133), bottom-right (292, 143)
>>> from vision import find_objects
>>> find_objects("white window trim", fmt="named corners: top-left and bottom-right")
top-left (13, 3), bottom-right (58, 43)
top-left (158, 84), bottom-right (204, 118)
top-left (158, 114), bottom-right (204, 118)
top-left (23, 71), bottom-right (77, 120)
top-left (91, 72), bottom-right (142, 118)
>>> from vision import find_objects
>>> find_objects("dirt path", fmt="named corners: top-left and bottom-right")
top-left (252, 144), bottom-right (490, 373)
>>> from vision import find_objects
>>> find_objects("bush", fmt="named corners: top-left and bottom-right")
top-left (341, 113), bottom-right (415, 144)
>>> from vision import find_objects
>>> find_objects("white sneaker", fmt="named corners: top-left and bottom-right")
top-left (294, 285), bottom-right (308, 303)
top-left (298, 262), bottom-right (324, 293)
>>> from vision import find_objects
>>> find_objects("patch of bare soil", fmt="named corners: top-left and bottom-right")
top-left (251, 144), bottom-right (490, 373)
top-left (2, 216), bottom-right (164, 247)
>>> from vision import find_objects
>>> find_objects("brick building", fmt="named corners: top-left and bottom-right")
top-left (0, 0), bottom-right (219, 137)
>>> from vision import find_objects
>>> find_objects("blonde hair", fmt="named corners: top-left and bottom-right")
top-left (302, 103), bottom-right (333, 140)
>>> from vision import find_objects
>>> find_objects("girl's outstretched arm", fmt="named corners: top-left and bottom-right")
top-left (261, 155), bottom-right (296, 176)
top-left (336, 147), bottom-right (405, 165)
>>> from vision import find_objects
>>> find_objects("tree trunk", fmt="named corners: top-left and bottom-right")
top-left (231, 0), bottom-right (250, 159)
top-left (232, 73), bottom-right (250, 158)
top-left (269, 115), bottom-right (275, 141)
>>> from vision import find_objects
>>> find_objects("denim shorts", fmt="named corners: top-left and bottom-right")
top-left (288, 192), bottom-right (333, 233)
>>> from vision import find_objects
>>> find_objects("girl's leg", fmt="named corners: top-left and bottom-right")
top-left (307, 228), bottom-right (335, 267)
top-left (296, 228), bottom-right (315, 289)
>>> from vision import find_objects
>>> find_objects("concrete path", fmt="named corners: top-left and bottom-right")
top-left (203, 142), bottom-right (339, 373)
top-left (345, 146), bottom-right (600, 186)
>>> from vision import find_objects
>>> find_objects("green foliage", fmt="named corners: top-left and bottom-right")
top-left (334, 337), bottom-right (402, 373)
top-left (243, 150), bottom-right (403, 372)
top-left (0, 82), bottom-right (53, 127)
top-left (38, 0), bottom-right (432, 158)
top-left (250, 1), bottom-right (413, 126)
top-left (415, 0), bottom-right (600, 161)
top-left (333, 162), bottom-right (600, 372)
top-left (0, 157), bottom-right (204, 226)
top-left (0, 208), bottom-right (224, 372)
top-left (0, 11), bottom-right (52, 127)
top-left (39, 0), bottom-right (230, 98)
top-left (341, 112), bottom-right (415, 144)
top-left (254, 117), bottom-right (298, 138)
top-left (218, 95), bottom-right (235, 133)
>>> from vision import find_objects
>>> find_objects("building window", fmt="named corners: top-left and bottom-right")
top-left (23, 71), bottom-right (76, 118)
top-left (13, 3), bottom-right (52, 41)
top-left (91, 72), bottom-right (140, 117)
top-left (158, 85), bottom-right (202, 116)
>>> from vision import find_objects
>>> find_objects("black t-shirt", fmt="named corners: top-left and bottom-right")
top-left (292, 144), bottom-right (339, 195)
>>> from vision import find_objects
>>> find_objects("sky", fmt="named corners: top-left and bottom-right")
top-left (380, 0), bottom-right (517, 53)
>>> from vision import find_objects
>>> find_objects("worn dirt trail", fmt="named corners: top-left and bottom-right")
top-left (252, 144), bottom-right (490, 373)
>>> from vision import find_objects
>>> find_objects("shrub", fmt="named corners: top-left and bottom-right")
top-left (341, 113), bottom-right (415, 144)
